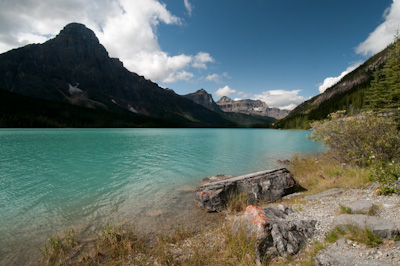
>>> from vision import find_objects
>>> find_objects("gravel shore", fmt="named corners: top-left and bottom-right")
top-left (275, 188), bottom-right (400, 265)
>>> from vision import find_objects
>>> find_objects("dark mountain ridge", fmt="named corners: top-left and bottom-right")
top-left (274, 44), bottom-right (391, 129)
top-left (0, 23), bottom-right (232, 127)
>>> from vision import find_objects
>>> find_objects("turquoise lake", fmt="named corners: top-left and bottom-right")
top-left (0, 128), bottom-right (323, 265)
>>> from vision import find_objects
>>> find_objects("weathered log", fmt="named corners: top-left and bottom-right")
top-left (194, 168), bottom-right (304, 212)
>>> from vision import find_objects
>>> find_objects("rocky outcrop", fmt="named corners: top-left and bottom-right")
top-left (183, 89), bottom-right (222, 112)
top-left (194, 168), bottom-right (303, 212)
top-left (233, 205), bottom-right (316, 262)
top-left (216, 96), bottom-right (289, 119)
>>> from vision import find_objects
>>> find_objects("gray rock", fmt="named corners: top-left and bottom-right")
top-left (233, 205), bottom-right (316, 262)
top-left (304, 188), bottom-right (343, 200)
top-left (334, 214), bottom-right (399, 239)
top-left (341, 200), bottom-right (377, 215)
top-left (315, 242), bottom-right (392, 266)
top-left (194, 168), bottom-right (303, 212)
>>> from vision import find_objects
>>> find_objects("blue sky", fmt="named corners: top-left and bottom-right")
top-left (0, 0), bottom-right (399, 109)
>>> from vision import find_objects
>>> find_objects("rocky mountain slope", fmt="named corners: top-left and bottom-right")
top-left (274, 45), bottom-right (390, 129)
top-left (216, 96), bottom-right (289, 119)
top-left (182, 89), bottom-right (277, 126)
top-left (0, 23), bottom-right (232, 127)
top-left (183, 89), bottom-right (222, 112)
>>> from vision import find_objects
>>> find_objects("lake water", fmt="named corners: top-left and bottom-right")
top-left (0, 128), bottom-right (322, 265)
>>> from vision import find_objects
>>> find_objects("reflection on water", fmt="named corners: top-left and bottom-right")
top-left (0, 128), bottom-right (322, 265)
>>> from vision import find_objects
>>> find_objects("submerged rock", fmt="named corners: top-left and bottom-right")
top-left (194, 168), bottom-right (303, 212)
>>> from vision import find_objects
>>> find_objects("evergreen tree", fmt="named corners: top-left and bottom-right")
top-left (366, 33), bottom-right (400, 110)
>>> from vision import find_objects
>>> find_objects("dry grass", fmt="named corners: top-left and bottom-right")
top-left (39, 220), bottom-right (262, 266)
top-left (226, 192), bottom-right (250, 214)
top-left (325, 225), bottom-right (382, 248)
top-left (289, 154), bottom-right (371, 195)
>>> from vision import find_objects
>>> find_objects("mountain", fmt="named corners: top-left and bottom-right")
top-left (274, 44), bottom-right (391, 129)
top-left (0, 23), bottom-right (233, 127)
top-left (216, 96), bottom-right (289, 119)
top-left (183, 89), bottom-right (222, 112)
top-left (182, 89), bottom-right (276, 127)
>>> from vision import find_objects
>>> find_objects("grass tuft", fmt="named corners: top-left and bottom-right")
top-left (339, 204), bottom-right (353, 214)
top-left (325, 225), bottom-right (382, 248)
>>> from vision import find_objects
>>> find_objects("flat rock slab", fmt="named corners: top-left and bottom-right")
top-left (194, 168), bottom-right (302, 212)
top-left (334, 214), bottom-right (399, 239)
top-left (304, 188), bottom-right (343, 200)
top-left (315, 239), bottom-right (392, 266)
top-left (341, 200), bottom-right (377, 214)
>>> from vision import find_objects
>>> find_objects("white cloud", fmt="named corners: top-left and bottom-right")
top-left (192, 52), bottom-right (214, 69)
top-left (0, 0), bottom-right (215, 84)
top-left (184, 0), bottom-right (193, 17)
top-left (163, 70), bottom-right (194, 83)
top-left (318, 62), bottom-right (362, 93)
top-left (206, 74), bottom-right (220, 83)
top-left (252, 90), bottom-right (307, 110)
top-left (356, 0), bottom-right (400, 56)
top-left (215, 85), bottom-right (236, 97)
top-left (205, 72), bottom-right (230, 83)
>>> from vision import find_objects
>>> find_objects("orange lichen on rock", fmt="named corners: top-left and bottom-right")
top-left (244, 205), bottom-right (269, 229)
top-left (199, 192), bottom-right (209, 197)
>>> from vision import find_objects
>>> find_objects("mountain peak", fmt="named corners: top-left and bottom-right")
top-left (197, 88), bottom-right (208, 94)
top-left (49, 22), bottom-right (103, 52)
top-left (59, 23), bottom-right (98, 41)
top-left (183, 89), bottom-right (221, 112)
top-left (216, 96), bottom-right (233, 103)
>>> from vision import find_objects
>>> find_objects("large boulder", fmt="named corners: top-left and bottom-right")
top-left (233, 205), bottom-right (316, 262)
top-left (194, 168), bottom-right (303, 212)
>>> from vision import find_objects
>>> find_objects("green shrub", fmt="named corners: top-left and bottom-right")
top-left (310, 110), bottom-right (400, 166)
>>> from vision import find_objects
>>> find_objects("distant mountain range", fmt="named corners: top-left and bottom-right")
top-left (215, 96), bottom-right (289, 119)
top-left (183, 89), bottom-right (289, 119)
top-left (0, 23), bottom-right (278, 128)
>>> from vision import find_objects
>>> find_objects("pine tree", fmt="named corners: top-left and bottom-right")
top-left (366, 33), bottom-right (400, 110)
